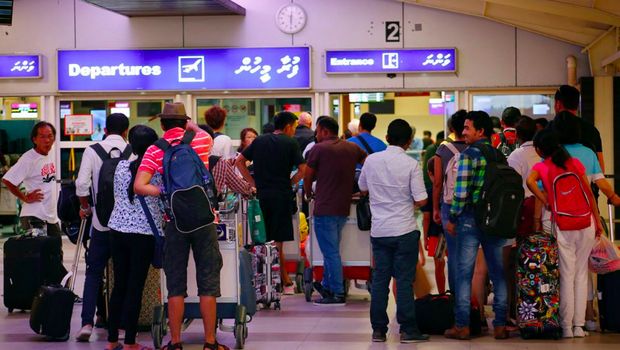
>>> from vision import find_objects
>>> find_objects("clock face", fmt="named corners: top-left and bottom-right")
top-left (276, 3), bottom-right (307, 34)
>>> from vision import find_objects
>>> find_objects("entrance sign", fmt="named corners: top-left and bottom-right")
top-left (0, 55), bottom-right (41, 79)
top-left (58, 47), bottom-right (311, 91)
top-left (325, 48), bottom-right (456, 74)
top-left (64, 115), bottom-right (93, 136)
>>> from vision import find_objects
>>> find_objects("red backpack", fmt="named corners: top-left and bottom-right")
top-left (547, 158), bottom-right (592, 231)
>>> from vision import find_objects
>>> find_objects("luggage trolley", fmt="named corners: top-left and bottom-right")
top-left (303, 198), bottom-right (373, 301)
top-left (283, 188), bottom-right (306, 292)
top-left (151, 195), bottom-right (255, 349)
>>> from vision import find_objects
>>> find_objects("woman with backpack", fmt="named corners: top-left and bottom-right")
top-left (106, 125), bottom-right (162, 350)
top-left (526, 129), bottom-right (602, 339)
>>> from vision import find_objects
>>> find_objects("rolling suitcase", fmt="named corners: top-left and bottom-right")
top-left (597, 204), bottom-right (620, 332)
top-left (3, 233), bottom-right (65, 312)
top-left (30, 218), bottom-right (87, 341)
top-left (516, 232), bottom-right (562, 339)
top-left (249, 243), bottom-right (282, 310)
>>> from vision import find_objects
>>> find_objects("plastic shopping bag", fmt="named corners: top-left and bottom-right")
top-left (248, 198), bottom-right (266, 244)
top-left (589, 235), bottom-right (620, 274)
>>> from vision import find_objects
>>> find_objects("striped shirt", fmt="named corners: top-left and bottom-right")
top-left (138, 127), bottom-right (212, 175)
top-left (449, 139), bottom-right (489, 222)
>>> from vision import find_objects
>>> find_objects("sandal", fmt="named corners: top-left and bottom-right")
top-left (203, 342), bottom-right (230, 350)
top-left (105, 343), bottom-right (123, 350)
top-left (124, 344), bottom-right (153, 350)
top-left (162, 342), bottom-right (183, 350)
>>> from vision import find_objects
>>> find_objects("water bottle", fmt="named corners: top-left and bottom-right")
top-left (203, 175), bottom-right (215, 201)
top-left (159, 185), bottom-right (172, 222)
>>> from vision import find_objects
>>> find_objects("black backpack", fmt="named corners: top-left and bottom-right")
top-left (471, 143), bottom-right (524, 239)
top-left (90, 143), bottom-right (132, 227)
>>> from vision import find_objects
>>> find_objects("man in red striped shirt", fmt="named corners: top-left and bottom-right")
top-left (134, 102), bottom-right (228, 350)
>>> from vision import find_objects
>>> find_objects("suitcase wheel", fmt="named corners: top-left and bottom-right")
top-left (274, 301), bottom-right (281, 310)
top-left (295, 273), bottom-right (303, 294)
top-left (151, 305), bottom-right (165, 349)
top-left (8, 308), bottom-right (13, 313)
top-left (303, 267), bottom-right (313, 302)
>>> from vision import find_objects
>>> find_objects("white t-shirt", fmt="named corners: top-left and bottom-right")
top-left (3, 148), bottom-right (59, 223)
top-left (211, 134), bottom-right (235, 159)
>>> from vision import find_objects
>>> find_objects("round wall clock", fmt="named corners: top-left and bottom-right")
top-left (276, 3), bottom-right (307, 34)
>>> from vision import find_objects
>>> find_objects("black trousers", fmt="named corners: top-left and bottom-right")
top-left (107, 230), bottom-right (154, 344)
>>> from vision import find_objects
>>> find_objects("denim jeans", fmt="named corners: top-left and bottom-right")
top-left (370, 231), bottom-right (421, 334)
top-left (454, 208), bottom-right (507, 328)
top-left (314, 215), bottom-right (347, 297)
top-left (81, 227), bottom-right (111, 326)
top-left (440, 202), bottom-right (457, 292)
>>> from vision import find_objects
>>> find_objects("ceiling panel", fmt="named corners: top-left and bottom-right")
top-left (83, 0), bottom-right (245, 17)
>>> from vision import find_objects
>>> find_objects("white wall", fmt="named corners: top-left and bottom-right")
top-left (0, 0), bottom-right (589, 95)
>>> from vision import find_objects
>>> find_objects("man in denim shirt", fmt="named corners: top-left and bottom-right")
top-left (445, 111), bottom-right (508, 340)
top-left (358, 119), bottom-right (429, 343)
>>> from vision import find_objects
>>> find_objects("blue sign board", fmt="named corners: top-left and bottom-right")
top-left (0, 55), bottom-right (42, 79)
top-left (325, 48), bottom-right (456, 74)
top-left (58, 47), bottom-right (311, 91)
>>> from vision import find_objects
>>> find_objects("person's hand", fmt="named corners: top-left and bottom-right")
top-left (611, 194), bottom-right (620, 207)
top-left (446, 221), bottom-right (456, 236)
top-left (595, 221), bottom-right (604, 238)
top-left (534, 219), bottom-right (542, 232)
top-left (250, 187), bottom-right (257, 195)
top-left (418, 255), bottom-right (426, 268)
top-left (79, 205), bottom-right (92, 219)
top-left (433, 209), bottom-right (441, 225)
top-left (23, 189), bottom-right (44, 203)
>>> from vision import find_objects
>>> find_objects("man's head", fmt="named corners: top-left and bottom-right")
top-left (450, 109), bottom-right (467, 139)
top-left (31, 121), bottom-right (55, 155)
top-left (515, 115), bottom-right (536, 143)
top-left (274, 111), bottom-right (298, 137)
top-left (535, 118), bottom-right (548, 131)
top-left (298, 112), bottom-right (313, 128)
top-left (552, 110), bottom-right (581, 144)
top-left (554, 85), bottom-right (580, 114)
top-left (386, 119), bottom-right (413, 149)
top-left (423, 130), bottom-right (432, 139)
top-left (501, 106), bottom-right (521, 128)
top-left (204, 106), bottom-right (227, 131)
top-left (436, 131), bottom-right (445, 144)
top-left (490, 116), bottom-right (501, 133)
top-left (315, 117), bottom-right (339, 143)
top-left (347, 119), bottom-right (360, 137)
top-left (359, 112), bottom-right (377, 133)
top-left (158, 102), bottom-right (190, 131)
top-left (463, 111), bottom-right (493, 145)
top-left (105, 113), bottom-right (129, 137)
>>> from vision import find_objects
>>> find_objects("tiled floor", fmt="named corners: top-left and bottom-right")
top-left (1, 237), bottom-right (620, 350)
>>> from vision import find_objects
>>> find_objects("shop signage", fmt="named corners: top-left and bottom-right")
top-left (58, 47), bottom-right (311, 91)
top-left (64, 114), bottom-right (93, 136)
top-left (325, 48), bottom-right (456, 74)
top-left (0, 54), bottom-right (41, 79)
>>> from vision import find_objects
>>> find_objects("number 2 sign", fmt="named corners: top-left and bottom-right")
top-left (385, 21), bottom-right (400, 42)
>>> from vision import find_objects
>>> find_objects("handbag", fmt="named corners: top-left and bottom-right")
top-left (138, 196), bottom-right (164, 269)
top-left (356, 195), bottom-right (371, 231)
top-left (247, 198), bottom-right (267, 244)
top-left (433, 233), bottom-right (447, 260)
top-left (517, 196), bottom-right (536, 238)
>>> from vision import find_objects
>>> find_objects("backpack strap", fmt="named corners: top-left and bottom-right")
top-left (357, 135), bottom-right (374, 155)
top-left (498, 132), bottom-right (507, 145)
top-left (137, 196), bottom-right (162, 239)
top-left (471, 142), bottom-right (506, 164)
top-left (181, 130), bottom-right (196, 145)
top-left (209, 155), bottom-right (221, 173)
top-left (154, 138), bottom-right (170, 152)
top-left (444, 142), bottom-right (459, 157)
top-left (120, 145), bottom-right (133, 160)
top-left (90, 143), bottom-right (110, 161)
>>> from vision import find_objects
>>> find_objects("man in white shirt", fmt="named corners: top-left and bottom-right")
top-left (205, 105), bottom-right (235, 159)
top-left (358, 119), bottom-right (429, 344)
top-left (2, 122), bottom-right (60, 235)
top-left (75, 113), bottom-right (130, 342)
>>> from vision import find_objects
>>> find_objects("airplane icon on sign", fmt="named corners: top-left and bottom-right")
top-left (182, 59), bottom-right (202, 73)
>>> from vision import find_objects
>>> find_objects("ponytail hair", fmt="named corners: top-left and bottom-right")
top-left (533, 129), bottom-right (570, 169)
top-left (127, 125), bottom-right (158, 203)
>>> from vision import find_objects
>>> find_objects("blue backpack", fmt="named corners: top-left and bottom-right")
top-left (154, 131), bottom-right (218, 233)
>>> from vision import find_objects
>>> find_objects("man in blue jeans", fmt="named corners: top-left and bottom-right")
top-left (304, 117), bottom-right (366, 305)
top-left (445, 111), bottom-right (508, 340)
top-left (358, 119), bottom-right (429, 343)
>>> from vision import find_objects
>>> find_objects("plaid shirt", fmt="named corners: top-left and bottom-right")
top-left (213, 158), bottom-right (253, 197)
top-left (449, 139), bottom-right (490, 222)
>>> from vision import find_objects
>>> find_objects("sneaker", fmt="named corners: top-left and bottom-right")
top-left (283, 285), bottom-right (295, 295)
top-left (313, 282), bottom-right (332, 299)
top-left (573, 326), bottom-right (586, 338)
top-left (585, 320), bottom-right (599, 332)
top-left (75, 324), bottom-right (93, 342)
top-left (400, 332), bottom-right (430, 343)
top-left (312, 296), bottom-right (346, 306)
top-left (562, 327), bottom-right (574, 338)
top-left (372, 330), bottom-right (387, 342)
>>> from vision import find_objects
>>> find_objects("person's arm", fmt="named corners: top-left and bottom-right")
top-left (303, 166), bottom-right (316, 200)
top-left (291, 163), bottom-right (306, 185)
top-left (583, 174), bottom-right (604, 237)
top-left (593, 178), bottom-right (620, 206)
top-left (526, 169), bottom-right (547, 207)
top-left (235, 153), bottom-right (256, 189)
top-left (411, 160), bottom-right (428, 208)
top-left (597, 152), bottom-right (605, 173)
top-left (432, 154), bottom-right (443, 224)
top-left (222, 160), bottom-right (254, 197)
top-left (75, 147), bottom-right (94, 217)
top-left (134, 170), bottom-right (159, 196)
top-left (1, 178), bottom-right (43, 203)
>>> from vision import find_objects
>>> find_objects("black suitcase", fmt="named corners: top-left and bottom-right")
top-left (3, 234), bottom-right (65, 312)
top-left (414, 293), bottom-right (483, 335)
top-left (30, 219), bottom-right (87, 341)
top-left (598, 267), bottom-right (620, 332)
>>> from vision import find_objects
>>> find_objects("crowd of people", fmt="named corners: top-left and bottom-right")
top-left (0, 83), bottom-right (616, 347)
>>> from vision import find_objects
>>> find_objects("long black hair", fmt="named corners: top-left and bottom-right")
top-left (127, 125), bottom-right (158, 203)
top-left (533, 129), bottom-right (570, 170)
